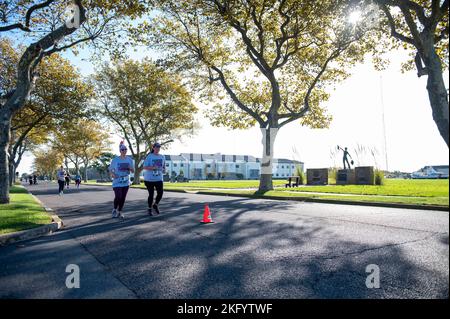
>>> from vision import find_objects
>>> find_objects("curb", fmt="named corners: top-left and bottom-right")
top-left (0, 192), bottom-right (64, 247)
top-left (91, 183), bottom-right (449, 212)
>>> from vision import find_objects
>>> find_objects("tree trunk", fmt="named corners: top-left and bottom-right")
top-left (0, 116), bottom-right (12, 204)
top-left (13, 165), bottom-right (17, 184)
top-left (84, 160), bottom-right (89, 183)
top-left (0, 1), bottom-right (88, 202)
top-left (423, 45), bottom-right (449, 147)
top-left (8, 161), bottom-right (14, 187)
top-left (133, 160), bottom-right (142, 185)
top-left (64, 157), bottom-right (70, 173)
top-left (258, 127), bottom-right (279, 192)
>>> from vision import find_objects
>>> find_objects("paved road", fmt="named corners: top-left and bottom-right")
top-left (0, 182), bottom-right (448, 298)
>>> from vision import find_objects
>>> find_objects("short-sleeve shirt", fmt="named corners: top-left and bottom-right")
top-left (57, 170), bottom-right (65, 182)
top-left (143, 153), bottom-right (165, 182)
top-left (109, 156), bottom-right (134, 188)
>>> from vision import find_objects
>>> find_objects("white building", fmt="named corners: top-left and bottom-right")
top-left (163, 153), bottom-right (303, 180)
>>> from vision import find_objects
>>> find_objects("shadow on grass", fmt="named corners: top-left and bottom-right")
top-left (9, 187), bottom-right (29, 194)
top-left (0, 221), bottom-right (49, 234)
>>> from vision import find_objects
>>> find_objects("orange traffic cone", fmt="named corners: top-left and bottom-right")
top-left (200, 204), bottom-right (214, 224)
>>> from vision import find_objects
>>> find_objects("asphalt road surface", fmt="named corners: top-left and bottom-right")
top-left (0, 182), bottom-right (448, 299)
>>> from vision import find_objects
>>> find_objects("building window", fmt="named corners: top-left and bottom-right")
top-left (174, 164), bottom-right (177, 167)
top-left (180, 164), bottom-right (184, 167)
top-left (236, 165), bottom-right (240, 168)
top-left (276, 174), bottom-right (279, 177)
top-left (292, 165), bottom-right (295, 169)
top-left (281, 165), bottom-right (284, 169)
top-left (207, 164), bottom-right (211, 168)
top-left (166, 164), bottom-right (169, 167)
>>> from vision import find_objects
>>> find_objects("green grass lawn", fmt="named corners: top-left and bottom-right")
top-left (278, 179), bottom-right (449, 197)
top-left (0, 186), bottom-right (51, 235)
top-left (88, 178), bottom-right (449, 207)
top-left (266, 190), bottom-right (448, 206)
top-left (170, 188), bottom-right (448, 206)
top-left (160, 180), bottom-right (288, 189)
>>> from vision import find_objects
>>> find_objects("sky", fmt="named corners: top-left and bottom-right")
top-left (17, 41), bottom-right (449, 175)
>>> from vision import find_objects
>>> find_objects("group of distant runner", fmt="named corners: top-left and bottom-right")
top-left (55, 141), bottom-right (165, 219)
top-left (56, 168), bottom-right (81, 195)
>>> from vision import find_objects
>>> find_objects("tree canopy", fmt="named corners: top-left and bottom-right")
top-left (93, 58), bottom-right (198, 183)
top-left (135, 0), bottom-right (382, 190)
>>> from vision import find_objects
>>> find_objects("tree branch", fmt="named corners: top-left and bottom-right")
top-left (0, 23), bottom-right (31, 32)
top-left (25, 0), bottom-right (56, 28)
top-left (0, 0), bottom-right (56, 33)
top-left (210, 65), bottom-right (265, 126)
top-left (279, 47), bottom-right (346, 127)
top-left (379, 4), bottom-right (416, 46)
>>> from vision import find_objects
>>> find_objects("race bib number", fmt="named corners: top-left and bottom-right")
top-left (152, 159), bottom-right (163, 177)
top-left (118, 176), bottom-right (129, 183)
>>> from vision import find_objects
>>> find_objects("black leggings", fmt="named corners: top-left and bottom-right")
top-left (113, 186), bottom-right (129, 211)
top-left (58, 180), bottom-right (65, 193)
top-left (145, 181), bottom-right (164, 208)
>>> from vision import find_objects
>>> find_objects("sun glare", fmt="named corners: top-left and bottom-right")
top-left (348, 10), bottom-right (362, 24)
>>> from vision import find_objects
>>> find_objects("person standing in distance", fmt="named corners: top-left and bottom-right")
top-left (75, 173), bottom-right (81, 189)
top-left (57, 166), bottom-right (66, 196)
top-left (65, 172), bottom-right (71, 189)
top-left (143, 142), bottom-right (166, 216)
top-left (109, 141), bottom-right (135, 219)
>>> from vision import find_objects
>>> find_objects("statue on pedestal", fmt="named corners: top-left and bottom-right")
top-left (337, 145), bottom-right (354, 170)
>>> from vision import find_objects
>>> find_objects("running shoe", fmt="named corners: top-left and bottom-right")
top-left (147, 208), bottom-right (153, 216)
top-left (152, 204), bottom-right (160, 215)
top-left (112, 208), bottom-right (117, 218)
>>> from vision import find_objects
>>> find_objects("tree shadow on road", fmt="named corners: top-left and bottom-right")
top-left (1, 192), bottom-right (448, 299)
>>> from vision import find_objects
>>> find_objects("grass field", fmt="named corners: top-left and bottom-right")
top-left (0, 186), bottom-right (51, 235)
top-left (157, 188), bottom-right (448, 206)
top-left (278, 179), bottom-right (449, 197)
top-left (88, 178), bottom-right (448, 207)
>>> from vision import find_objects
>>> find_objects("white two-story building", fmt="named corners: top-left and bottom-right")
top-left (163, 153), bottom-right (303, 180)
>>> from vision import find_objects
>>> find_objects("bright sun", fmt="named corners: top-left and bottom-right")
top-left (348, 11), bottom-right (362, 24)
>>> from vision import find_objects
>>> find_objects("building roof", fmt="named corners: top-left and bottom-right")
top-left (164, 155), bottom-right (186, 161)
top-left (430, 165), bottom-right (449, 170)
top-left (171, 153), bottom-right (304, 164)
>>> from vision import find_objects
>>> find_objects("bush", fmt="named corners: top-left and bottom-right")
top-left (375, 169), bottom-right (385, 185)
top-left (298, 171), bottom-right (306, 185)
top-left (328, 167), bottom-right (338, 183)
top-left (294, 166), bottom-right (306, 185)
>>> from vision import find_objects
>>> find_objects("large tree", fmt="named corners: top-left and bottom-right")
top-left (0, 0), bottom-right (146, 203)
top-left (33, 147), bottom-right (64, 180)
top-left (137, 0), bottom-right (380, 191)
top-left (366, 0), bottom-right (449, 147)
top-left (93, 58), bottom-right (198, 184)
top-left (8, 49), bottom-right (93, 186)
top-left (91, 152), bottom-right (115, 181)
top-left (52, 119), bottom-right (111, 182)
